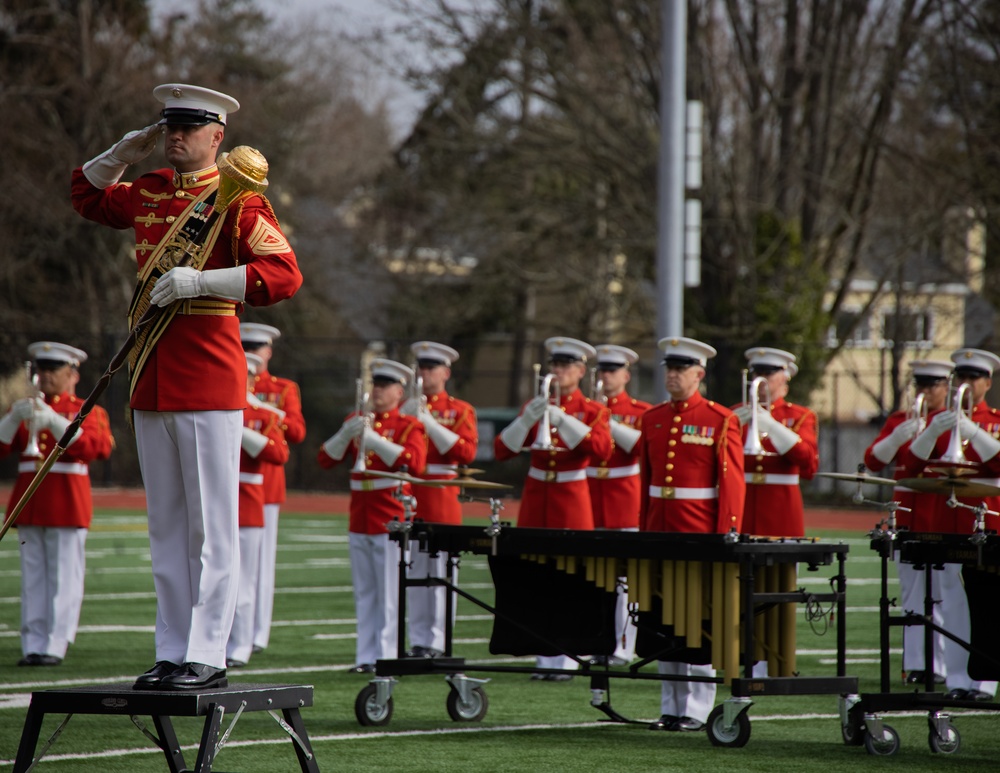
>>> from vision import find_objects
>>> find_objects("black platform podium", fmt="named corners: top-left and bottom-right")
top-left (13, 682), bottom-right (320, 772)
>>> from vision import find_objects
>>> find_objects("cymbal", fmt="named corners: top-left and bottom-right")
top-left (924, 463), bottom-right (979, 477)
top-left (456, 467), bottom-right (486, 477)
top-left (362, 470), bottom-right (423, 485)
top-left (361, 470), bottom-right (509, 490)
top-left (438, 479), bottom-right (511, 490)
top-left (898, 477), bottom-right (1000, 498)
top-left (817, 471), bottom-right (897, 486)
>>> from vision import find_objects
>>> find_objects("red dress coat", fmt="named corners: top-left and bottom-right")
top-left (588, 392), bottom-right (652, 529)
top-left (899, 402), bottom-right (1000, 533)
top-left (732, 397), bottom-right (818, 537)
top-left (863, 410), bottom-right (930, 531)
top-left (71, 165), bottom-right (302, 411)
top-left (251, 370), bottom-right (306, 505)
top-left (494, 388), bottom-right (612, 529)
top-left (639, 391), bottom-right (745, 534)
top-left (1, 393), bottom-right (114, 528)
top-left (239, 405), bottom-right (290, 528)
top-left (317, 408), bottom-right (427, 534)
top-left (412, 391), bottom-right (478, 525)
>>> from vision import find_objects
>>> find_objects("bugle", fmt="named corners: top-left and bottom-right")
top-left (352, 377), bottom-right (372, 473)
top-left (741, 369), bottom-right (774, 457)
top-left (908, 390), bottom-right (928, 435)
top-left (934, 379), bottom-right (975, 466)
top-left (530, 364), bottom-right (560, 450)
top-left (590, 366), bottom-right (606, 405)
top-left (22, 361), bottom-right (42, 459)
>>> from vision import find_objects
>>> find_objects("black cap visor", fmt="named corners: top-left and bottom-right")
top-left (159, 107), bottom-right (223, 126)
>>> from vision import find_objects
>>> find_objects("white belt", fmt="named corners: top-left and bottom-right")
top-left (350, 477), bottom-right (400, 492)
top-left (648, 485), bottom-right (718, 500)
top-left (239, 472), bottom-right (264, 485)
top-left (745, 473), bottom-right (800, 485)
top-left (424, 464), bottom-right (458, 477)
top-left (18, 461), bottom-right (87, 476)
top-left (528, 467), bottom-right (588, 484)
top-left (587, 463), bottom-right (641, 480)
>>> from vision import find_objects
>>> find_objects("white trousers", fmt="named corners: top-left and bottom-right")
top-left (897, 557), bottom-right (946, 674)
top-left (135, 409), bottom-right (241, 669)
top-left (349, 532), bottom-right (401, 665)
top-left (407, 549), bottom-right (456, 653)
top-left (657, 661), bottom-right (717, 722)
top-left (253, 503), bottom-right (281, 649)
top-left (19, 526), bottom-right (87, 659)
top-left (228, 527), bottom-right (263, 663)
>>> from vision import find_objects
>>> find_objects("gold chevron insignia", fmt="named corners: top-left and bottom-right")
top-left (247, 214), bottom-right (290, 256)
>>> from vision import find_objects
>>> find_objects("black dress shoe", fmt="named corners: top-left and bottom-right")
top-left (252, 644), bottom-right (264, 654)
top-left (548, 673), bottom-right (574, 682)
top-left (944, 688), bottom-right (969, 700)
top-left (965, 689), bottom-right (994, 701)
top-left (674, 716), bottom-right (706, 732)
top-left (134, 661), bottom-right (181, 689)
top-left (906, 670), bottom-right (946, 685)
top-left (349, 663), bottom-right (375, 674)
top-left (17, 653), bottom-right (62, 666)
top-left (649, 714), bottom-right (679, 731)
top-left (159, 662), bottom-right (228, 690)
top-left (226, 658), bottom-right (247, 668)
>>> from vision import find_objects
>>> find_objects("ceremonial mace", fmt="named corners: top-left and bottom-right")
top-left (0, 146), bottom-right (269, 542)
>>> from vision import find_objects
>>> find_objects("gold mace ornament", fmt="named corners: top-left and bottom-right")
top-left (216, 145), bottom-right (269, 211)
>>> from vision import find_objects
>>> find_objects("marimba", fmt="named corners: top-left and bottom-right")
top-left (359, 523), bottom-right (857, 748)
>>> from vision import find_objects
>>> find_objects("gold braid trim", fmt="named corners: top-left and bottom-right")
top-left (718, 413), bottom-right (733, 475)
top-left (230, 193), bottom-right (280, 266)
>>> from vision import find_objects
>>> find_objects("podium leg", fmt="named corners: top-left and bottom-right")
top-left (282, 708), bottom-right (321, 772)
top-left (152, 715), bottom-right (188, 773)
top-left (13, 701), bottom-right (44, 773)
top-left (192, 704), bottom-right (225, 772)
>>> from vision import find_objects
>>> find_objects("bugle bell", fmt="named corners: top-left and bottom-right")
top-left (352, 377), bottom-right (373, 473)
top-left (22, 361), bottom-right (42, 459)
top-left (908, 389), bottom-right (928, 435)
top-left (933, 378), bottom-right (975, 466)
top-left (530, 364), bottom-right (560, 450)
top-left (741, 369), bottom-right (775, 457)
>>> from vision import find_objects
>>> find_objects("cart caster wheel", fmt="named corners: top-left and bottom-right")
top-left (446, 685), bottom-right (489, 722)
top-left (355, 683), bottom-right (393, 726)
top-left (706, 704), bottom-right (751, 747)
top-left (929, 723), bottom-right (960, 754)
top-left (842, 703), bottom-right (865, 746)
top-left (863, 724), bottom-right (900, 756)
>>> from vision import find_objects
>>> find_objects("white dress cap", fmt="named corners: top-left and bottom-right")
top-left (411, 341), bottom-right (459, 366)
top-left (595, 344), bottom-right (639, 368)
top-left (370, 358), bottom-right (414, 386)
top-left (27, 341), bottom-right (88, 367)
top-left (245, 352), bottom-right (264, 375)
top-left (545, 337), bottom-right (597, 363)
top-left (744, 346), bottom-right (796, 371)
top-left (154, 83), bottom-right (240, 126)
top-left (240, 323), bottom-right (281, 346)
top-left (909, 359), bottom-right (954, 380)
top-left (951, 348), bottom-right (1000, 377)
top-left (657, 336), bottom-right (716, 366)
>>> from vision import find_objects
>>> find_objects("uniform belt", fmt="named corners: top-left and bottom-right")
top-left (18, 460), bottom-right (88, 476)
top-left (648, 485), bottom-right (719, 500)
top-left (350, 477), bottom-right (401, 492)
top-left (176, 299), bottom-right (237, 316)
top-left (745, 473), bottom-right (800, 485)
top-left (587, 463), bottom-right (641, 480)
top-left (239, 472), bottom-right (264, 485)
top-left (528, 467), bottom-right (588, 483)
top-left (424, 464), bottom-right (458, 477)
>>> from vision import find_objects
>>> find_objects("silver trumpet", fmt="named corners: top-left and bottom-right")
top-left (530, 364), bottom-right (560, 451)
top-left (908, 389), bottom-right (928, 435)
top-left (590, 366), bottom-right (606, 405)
top-left (934, 378), bottom-right (975, 466)
top-left (23, 361), bottom-right (42, 459)
top-left (741, 368), bottom-right (775, 457)
top-left (352, 378), bottom-right (373, 473)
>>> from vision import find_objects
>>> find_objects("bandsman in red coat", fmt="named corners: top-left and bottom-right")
top-left (400, 341), bottom-right (479, 658)
top-left (71, 84), bottom-right (302, 690)
top-left (639, 336), bottom-right (744, 733)
top-left (239, 322), bottom-right (307, 656)
top-left (901, 348), bottom-right (1000, 701)
top-left (226, 352), bottom-right (290, 668)
top-left (494, 336), bottom-right (612, 679)
top-left (863, 358), bottom-right (952, 687)
top-left (587, 344), bottom-right (651, 666)
top-left (318, 358), bottom-right (427, 673)
top-left (0, 342), bottom-right (114, 666)
top-left (731, 347), bottom-right (818, 538)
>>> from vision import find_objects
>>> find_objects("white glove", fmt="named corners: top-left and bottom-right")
top-left (322, 415), bottom-right (366, 460)
top-left (399, 397), bottom-right (422, 416)
top-left (733, 405), bottom-right (753, 425)
top-left (32, 402), bottom-right (81, 447)
top-left (757, 411), bottom-right (800, 455)
top-left (610, 418), bottom-right (642, 454)
top-left (958, 415), bottom-right (1000, 461)
top-left (150, 265), bottom-right (247, 306)
top-left (363, 427), bottom-right (404, 466)
top-left (241, 427), bottom-right (270, 458)
top-left (82, 124), bottom-right (161, 188)
top-left (908, 410), bottom-right (957, 460)
top-left (870, 417), bottom-right (920, 465)
top-left (549, 407), bottom-right (591, 450)
top-left (421, 411), bottom-right (460, 454)
top-left (247, 392), bottom-right (286, 419)
top-left (0, 397), bottom-right (37, 445)
top-left (499, 394), bottom-right (549, 452)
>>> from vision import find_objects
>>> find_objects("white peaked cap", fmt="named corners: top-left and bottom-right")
top-left (28, 341), bottom-right (87, 367)
top-left (909, 359), bottom-right (953, 379)
top-left (245, 352), bottom-right (264, 375)
top-left (371, 358), bottom-right (413, 386)
top-left (154, 83), bottom-right (240, 125)
top-left (657, 336), bottom-right (716, 366)
top-left (545, 337), bottom-right (597, 362)
top-left (595, 344), bottom-right (639, 367)
top-left (240, 323), bottom-right (281, 345)
top-left (411, 341), bottom-right (459, 366)
top-left (745, 346), bottom-right (796, 371)
top-left (951, 348), bottom-right (1000, 377)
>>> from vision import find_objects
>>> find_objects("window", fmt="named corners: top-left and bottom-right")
top-left (883, 308), bottom-right (933, 346)
top-left (827, 309), bottom-right (872, 348)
